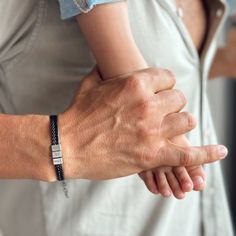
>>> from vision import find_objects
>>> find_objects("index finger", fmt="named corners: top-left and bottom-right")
top-left (138, 68), bottom-right (176, 94)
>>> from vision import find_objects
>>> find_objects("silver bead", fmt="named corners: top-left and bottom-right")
top-left (51, 144), bottom-right (62, 152)
top-left (53, 158), bottom-right (63, 165)
top-left (52, 150), bottom-right (62, 158)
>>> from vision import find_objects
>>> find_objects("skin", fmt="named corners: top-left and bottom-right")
top-left (209, 17), bottom-right (236, 79)
top-left (0, 1), bottom-right (232, 185)
top-left (76, 0), bottom-right (209, 199)
top-left (180, 0), bottom-right (207, 52)
top-left (59, 68), bottom-right (228, 180)
top-left (0, 67), bottom-right (227, 181)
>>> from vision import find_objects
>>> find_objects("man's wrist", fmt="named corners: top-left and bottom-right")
top-left (58, 111), bottom-right (85, 180)
top-left (21, 114), bottom-right (57, 182)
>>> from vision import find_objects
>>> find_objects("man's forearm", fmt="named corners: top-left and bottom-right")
top-left (0, 114), bottom-right (55, 181)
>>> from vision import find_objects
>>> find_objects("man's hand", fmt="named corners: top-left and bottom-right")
top-left (59, 68), bottom-right (228, 180)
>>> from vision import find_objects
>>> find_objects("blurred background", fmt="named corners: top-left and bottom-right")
top-left (208, 0), bottom-right (236, 232)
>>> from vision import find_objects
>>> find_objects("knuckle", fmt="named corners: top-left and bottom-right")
top-left (174, 167), bottom-right (186, 177)
top-left (164, 69), bottom-right (176, 85)
top-left (180, 149), bottom-right (191, 166)
top-left (139, 100), bottom-right (153, 118)
top-left (125, 74), bottom-right (144, 92)
top-left (174, 89), bottom-right (187, 106)
top-left (161, 115), bottom-right (171, 128)
top-left (156, 93), bottom-right (165, 108)
top-left (203, 148), bottom-right (210, 162)
top-left (146, 67), bottom-right (160, 77)
top-left (139, 71), bottom-right (150, 80)
top-left (183, 112), bottom-right (197, 129)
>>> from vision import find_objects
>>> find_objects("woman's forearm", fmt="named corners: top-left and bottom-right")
top-left (0, 114), bottom-right (55, 181)
top-left (76, 2), bottom-right (147, 80)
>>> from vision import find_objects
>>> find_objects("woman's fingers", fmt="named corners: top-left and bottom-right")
top-left (174, 166), bottom-right (193, 192)
top-left (186, 166), bottom-right (207, 191)
top-left (166, 171), bottom-right (185, 199)
top-left (139, 171), bottom-right (159, 194)
top-left (155, 170), bottom-right (172, 197)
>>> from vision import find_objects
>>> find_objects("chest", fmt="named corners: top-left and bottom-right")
top-left (177, 0), bottom-right (208, 51)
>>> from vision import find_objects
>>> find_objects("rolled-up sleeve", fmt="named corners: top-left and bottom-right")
top-left (59, 0), bottom-right (125, 20)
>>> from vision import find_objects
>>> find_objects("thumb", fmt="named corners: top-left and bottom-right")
top-left (158, 142), bottom-right (228, 167)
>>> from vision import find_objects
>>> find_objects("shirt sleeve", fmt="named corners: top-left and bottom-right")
top-left (58, 0), bottom-right (126, 20)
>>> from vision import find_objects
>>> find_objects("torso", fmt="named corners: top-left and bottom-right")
top-left (177, 0), bottom-right (208, 52)
top-left (0, 1), bottom-right (231, 236)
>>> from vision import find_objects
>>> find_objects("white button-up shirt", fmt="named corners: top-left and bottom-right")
top-left (0, 0), bottom-right (233, 235)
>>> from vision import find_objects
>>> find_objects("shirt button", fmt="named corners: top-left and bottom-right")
top-left (216, 9), bottom-right (223, 17)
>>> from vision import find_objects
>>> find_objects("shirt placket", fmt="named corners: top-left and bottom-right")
top-left (157, 1), bottom-right (228, 235)
top-left (200, 1), bottom-right (230, 236)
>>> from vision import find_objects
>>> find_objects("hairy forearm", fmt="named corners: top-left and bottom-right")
top-left (0, 114), bottom-right (55, 181)
top-left (76, 2), bottom-right (147, 80)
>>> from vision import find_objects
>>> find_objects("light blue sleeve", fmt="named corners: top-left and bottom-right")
top-left (58, 0), bottom-right (125, 20)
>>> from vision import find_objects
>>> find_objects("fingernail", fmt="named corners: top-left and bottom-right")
top-left (217, 145), bottom-right (228, 159)
top-left (176, 191), bottom-right (185, 199)
top-left (163, 190), bottom-right (172, 197)
top-left (193, 176), bottom-right (204, 186)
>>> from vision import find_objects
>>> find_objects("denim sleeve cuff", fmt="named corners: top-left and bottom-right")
top-left (59, 0), bottom-right (126, 20)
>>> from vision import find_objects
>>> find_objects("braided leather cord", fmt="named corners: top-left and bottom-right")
top-left (49, 115), bottom-right (64, 181)
top-left (49, 115), bottom-right (69, 198)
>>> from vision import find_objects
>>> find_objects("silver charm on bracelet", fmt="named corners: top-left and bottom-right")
top-left (51, 144), bottom-right (63, 165)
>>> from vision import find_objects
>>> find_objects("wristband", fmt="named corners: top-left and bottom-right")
top-left (49, 115), bottom-right (69, 198)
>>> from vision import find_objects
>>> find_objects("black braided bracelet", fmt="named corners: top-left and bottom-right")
top-left (49, 115), bottom-right (69, 197)
top-left (49, 115), bottom-right (64, 181)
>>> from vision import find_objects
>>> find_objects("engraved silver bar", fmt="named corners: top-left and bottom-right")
top-left (51, 144), bottom-right (62, 152)
top-left (53, 158), bottom-right (63, 165)
top-left (52, 150), bottom-right (62, 158)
